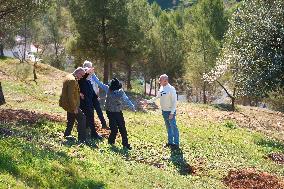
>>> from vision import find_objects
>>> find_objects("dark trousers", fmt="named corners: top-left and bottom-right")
top-left (93, 98), bottom-right (107, 127)
top-left (64, 108), bottom-right (86, 141)
top-left (81, 107), bottom-right (99, 137)
top-left (106, 111), bottom-right (129, 147)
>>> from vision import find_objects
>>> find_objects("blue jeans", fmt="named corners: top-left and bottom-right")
top-left (162, 111), bottom-right (179, 145)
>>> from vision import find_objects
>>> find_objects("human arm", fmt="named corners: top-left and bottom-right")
top-left (121, 91), bottom-right (136, 111)
top-left (90, 74), bottom-right (109, 93)
top-left (169, 87), bottom-right (177, 118)
top-left (146, 93), bottom-right (160, 104)
top-left (67, 80), bottom-right (79, 113)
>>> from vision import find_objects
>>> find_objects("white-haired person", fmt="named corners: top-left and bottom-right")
top-left (82, 60), bottom-right (108, 129)
top-left (143, 74), bottom-right (179, 149)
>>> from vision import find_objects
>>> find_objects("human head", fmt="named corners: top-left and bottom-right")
top-left (109, 78), bottom-right (122, 91)
top-left (83, 60), bottom-right (94, 75)
top-left (73, 67), bottom-right (85, 80)
top-left (159, 74), bottom-right (169, 86)
top-left (83, 60), bottom-right (93, 68)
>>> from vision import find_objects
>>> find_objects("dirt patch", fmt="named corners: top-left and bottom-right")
top-left (0, 108), bottom-right (64, 124)
top-left (268, 153), bottom-right (284, 164)
top-left (94, 120), bottom-right (110, 138)
top-left (224, 169), bottom-right (284, 189)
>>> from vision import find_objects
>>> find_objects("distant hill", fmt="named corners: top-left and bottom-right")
top-left (148, 0), bottom-right (241, 10)
top-left (148, 0), bottom-right (180, 9)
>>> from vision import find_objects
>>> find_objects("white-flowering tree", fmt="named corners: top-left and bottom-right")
top-left (205, 0), bottom-right (284, 110)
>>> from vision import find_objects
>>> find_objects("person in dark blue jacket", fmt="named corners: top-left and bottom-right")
top-left (78, 72), bottom-right (102, 140)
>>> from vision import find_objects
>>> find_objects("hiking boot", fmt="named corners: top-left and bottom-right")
top-left (123, 145), bottom-right (132, 150)
top-left (91, 134), bottom-right (103, 140)
top-left (164, 143), bottom-right (174, 148)
top-left (171, 144), bottom-right (180, 150)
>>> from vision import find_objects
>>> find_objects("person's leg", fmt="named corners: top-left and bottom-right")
top-left (116, 111), bottom-right (129, 148)
top-left (75, 108), bottom-right (86, 142)
top-left (106, 111), bottom-right (118, 144)
top-left (162, 111), bottom-right (174, 145)
top-left (169, 112), bottom-right (179, 145)
top-left (93, 98), bottom-right (107, 128)
top-left (64, 112), bottom-right (75, 136)
top-left (84, 107), bottom-right (99, 137)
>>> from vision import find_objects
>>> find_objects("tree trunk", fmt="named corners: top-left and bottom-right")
top-left (217, 80), bottom-right (236, 111)
top-left (231, 87), bottom-right (236, 111)
top-left (0, 82), bottom-right (5, 106)
top-left (109, 61), bottom-right (113, 79)
top-left (154, 78), bottom-right (157, 96)
top-left (23, 21), bottom-right (27, 62)
top-left (126, 63), bottom-right (132, 91)
top-left (102, 16), bottom-right (109, 84)
top-left (149, 78), bottom-right (153, 96)
top-left (144, 76), bottom-right (147, 96)
top-left (203, 82), bottom-right (207, 104)
top-left (33, 48), bottom-right (38, 82)
top-left (54, 42), bottom-right (60, 68)
top-left (0, 43), bottom-right (4, 57)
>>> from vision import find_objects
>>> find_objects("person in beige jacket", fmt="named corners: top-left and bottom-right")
top-left (59, 67), bottom-right (86, 142)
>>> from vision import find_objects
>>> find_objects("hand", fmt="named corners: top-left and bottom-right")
top-left (86, 67), bottom-right (94, 74)
top-left (74, 109), bottom-right (78, 114)
top-left (169, 114), bottom-right (174, 120)
top-left (140, 100), bottom-right (147, 106)
top-left (80, 93), bottom-right (84, 100)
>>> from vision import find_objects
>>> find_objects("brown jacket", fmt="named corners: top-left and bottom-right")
top-left (59, 74), bottom-right (80, 113)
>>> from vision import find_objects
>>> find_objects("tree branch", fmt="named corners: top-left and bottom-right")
top-left (216, 80), bottom-right (235, 100)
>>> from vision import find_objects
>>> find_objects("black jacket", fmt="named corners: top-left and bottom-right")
top-left (78, 76), bottom-right (98, 109)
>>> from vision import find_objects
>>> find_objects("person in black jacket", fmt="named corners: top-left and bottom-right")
top-left (78, 72), bottom-right (102, 140)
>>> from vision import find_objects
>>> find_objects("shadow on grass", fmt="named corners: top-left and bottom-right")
top-left (0, 153), bottom-right (20, 176)
top-left (256, 138), bottom-right (284, 152)
top-left (109, 145), bottom-right (129, 159)
top-left (0, 136), bottom-right (106, 188)
top-left (210, 103), bottom-right (237, 112)
top-left (170, 148), bottom-right (195, 175)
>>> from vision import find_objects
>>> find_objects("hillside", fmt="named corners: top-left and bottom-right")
top-left (148, 0), bottom-right (240, 10)
top-left (0, 58), bottom-right (284, 189)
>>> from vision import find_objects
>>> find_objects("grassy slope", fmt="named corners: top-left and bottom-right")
top-left (0, 58), bottom-right (284, 189)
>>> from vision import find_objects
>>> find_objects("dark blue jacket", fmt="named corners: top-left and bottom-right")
top-left (78, 76), bottom-right (98, 110)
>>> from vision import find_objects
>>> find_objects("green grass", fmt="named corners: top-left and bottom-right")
top-left (1, 58), bottom-right (284, 188)
top-left (0, 111), bottom-right (284, 189)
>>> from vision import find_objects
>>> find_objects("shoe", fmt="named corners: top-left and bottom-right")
top-left (64, 135), bottom-right (76, 140)
top-left (171, 144), bottom-right (180, 150)
top-left (164, 143), bottom-right (173, 148)
top-left (77, 139), bottom-right (86, 145)
top-left (92, 134), bottom-right (103, 140)
top-left (108, 141), bottom-right (115, 145)
top-left (123, 145), bottom-right (132, 150)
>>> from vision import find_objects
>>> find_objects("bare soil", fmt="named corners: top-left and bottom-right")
top-left (224, 169), bottom-right (284, 189)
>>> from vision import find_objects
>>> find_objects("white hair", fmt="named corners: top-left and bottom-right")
top-left (73, 67), bottom-right (85, 75)
top-left (83, 60), bottom-right (93, 68)
top-left (159, 74), bottom-right (168, 81)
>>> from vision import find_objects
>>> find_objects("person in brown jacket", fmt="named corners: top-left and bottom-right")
top-left (59, 67), bottom-right (87, 142)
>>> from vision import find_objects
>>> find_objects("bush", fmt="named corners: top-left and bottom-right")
top-left (223, 120), bottom-right (237, 129)
top-left (265, 89), bottom-right (284, 112)
top-left (14, 63), bottom-right (33, 81)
